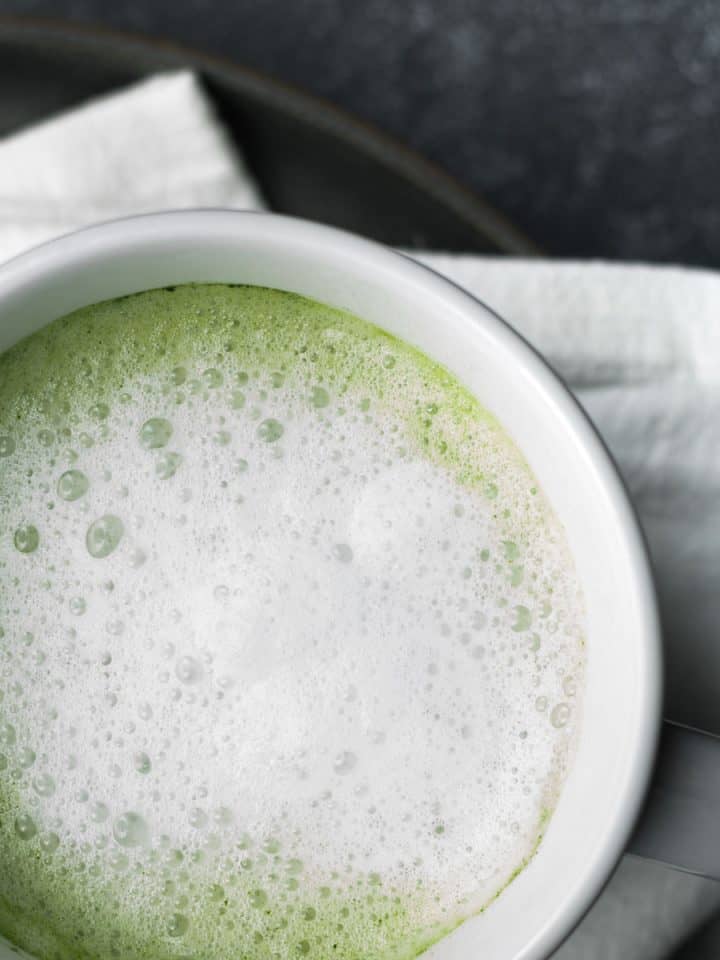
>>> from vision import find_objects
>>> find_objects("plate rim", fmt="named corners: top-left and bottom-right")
top-left (0, 13), bottom-right (541, 257)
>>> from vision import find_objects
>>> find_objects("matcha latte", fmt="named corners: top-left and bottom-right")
top-left (0, 285), bottom-right (584, 960)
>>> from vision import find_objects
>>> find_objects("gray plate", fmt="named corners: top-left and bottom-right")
top-left (0, 15), bottom-right (538, 256)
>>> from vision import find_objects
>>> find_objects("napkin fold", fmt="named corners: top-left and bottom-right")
top-left (1, 70), bottom-right (718, 960)
top-left (0, 72), bottom-right (263, 263)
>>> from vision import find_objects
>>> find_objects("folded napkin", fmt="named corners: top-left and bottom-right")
top-left (0, 72), bottom-right (263, 262)
top-left (1, 70), bottom-right (718, 960)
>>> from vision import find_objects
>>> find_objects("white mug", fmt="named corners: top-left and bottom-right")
top-left (0, 211), bottom-right (663, 959)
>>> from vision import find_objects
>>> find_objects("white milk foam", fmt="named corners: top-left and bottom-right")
top-left (0, 285), bottom-right (585, 960)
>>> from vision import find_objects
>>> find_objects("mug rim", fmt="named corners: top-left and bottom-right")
top-left (0, 210), bottom-right (662, 959)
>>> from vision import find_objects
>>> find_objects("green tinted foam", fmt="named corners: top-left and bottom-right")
top-left (0, 285), bottom-right (582, 960)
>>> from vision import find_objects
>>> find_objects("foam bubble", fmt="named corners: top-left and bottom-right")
top-left (0, 284), bottom-right (585, 960)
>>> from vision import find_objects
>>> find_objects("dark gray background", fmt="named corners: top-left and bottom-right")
top-left (2, 0), bottom-right (720, 267)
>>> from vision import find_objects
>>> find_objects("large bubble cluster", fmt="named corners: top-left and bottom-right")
top-left (0, 285), bottom-right (585, 960)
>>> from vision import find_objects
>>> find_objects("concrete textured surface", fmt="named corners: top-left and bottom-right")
top-left (1, 0), bottom-right (719, 266)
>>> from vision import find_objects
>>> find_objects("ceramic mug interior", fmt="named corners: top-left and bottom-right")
top-left (0, 211), bottom-right (661, 960)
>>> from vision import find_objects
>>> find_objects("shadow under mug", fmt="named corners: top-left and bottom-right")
top-left (0, 211), bottom-right (712, 959)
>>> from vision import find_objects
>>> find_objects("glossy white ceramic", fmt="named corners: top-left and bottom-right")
top-left (0, 211), bottom-right (661, 959)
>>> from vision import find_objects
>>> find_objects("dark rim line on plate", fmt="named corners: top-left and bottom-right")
top-left (0, 14), bottom-right (541, 257)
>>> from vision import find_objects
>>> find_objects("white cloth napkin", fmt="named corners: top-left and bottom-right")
top-left (1, 70), bottom-right (718, 960)
top-left (0, 72), bottom-right (263, 262)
